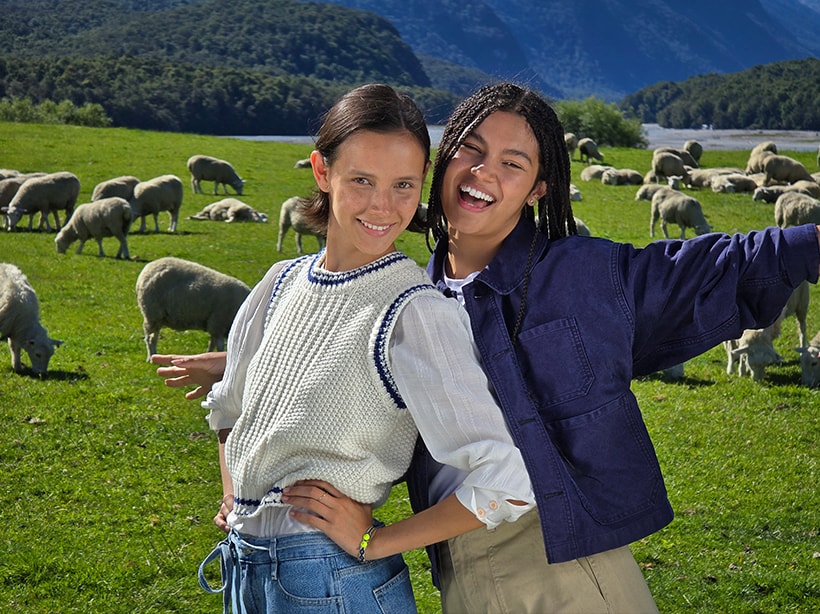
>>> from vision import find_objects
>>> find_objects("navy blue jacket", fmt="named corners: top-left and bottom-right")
top-left (408, 219), bottom-right (819, 578)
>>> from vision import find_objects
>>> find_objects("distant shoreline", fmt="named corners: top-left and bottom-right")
top-left (232, 123), bottom-right (820, 152)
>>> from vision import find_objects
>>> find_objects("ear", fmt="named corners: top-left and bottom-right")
top-left (528, 180), bottom-right (547, 206)
top-left (310, 150), bottom-right (329, 192)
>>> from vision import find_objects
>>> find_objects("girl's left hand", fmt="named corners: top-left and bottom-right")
top-left (283, 480), bottom-right (373, 558)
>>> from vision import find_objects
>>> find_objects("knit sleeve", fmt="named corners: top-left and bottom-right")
top-left (390, 294), bottom-right (535, 529)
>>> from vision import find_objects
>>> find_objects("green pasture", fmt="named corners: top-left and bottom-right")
top-left (0, 122), bottom-right (817, 612)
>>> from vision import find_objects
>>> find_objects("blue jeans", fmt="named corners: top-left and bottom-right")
top-left (199, 529), bottom-right (417, 613)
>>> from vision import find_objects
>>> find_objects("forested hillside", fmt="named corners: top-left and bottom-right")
top-left (620, 58), bottom-right (820, 130)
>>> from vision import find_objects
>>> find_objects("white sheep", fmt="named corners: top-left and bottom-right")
top-left (187, 155), bottom-right (245, 195)
top-left (797, 330), bottom-right (820, 388)
top-left (601, 168), bottom-right (644, 186)
top-left (753, 180), bottom-right (819, 203)
top-left (277, 196), bottom-right (326, 254)
top-left (573, 217), bottom-right (591, 236)
top-left (635, 184), bottom-right (676, 202)
top-left (683, 140), bottom-right (703, 163)
top-left (653, 147), bottom-right (698, 168)
top-left (650, 191), bottom-right (711, 239)
top-left (0, 173), bottom-right (47, 227)
top-left (293, 158), bottom-right (312, 169)
top-left (745, 141), bottom-right (778, 174)
top-left (91, 175), bottom-right (140, 202)
top-left (135, 257), bottom-right (250, 361)
top-left (651, 151), bottom-right (691, 185)
top-left (763, 154), bottom-right (814, 185)
top-left (709, 173), bottom-right (759, 194)
top-left (0, 263), bottom-right (61, 376)
top-left (569, 184), bottom-right (582, 202)
top-left (789, 180), bottom-right (820, 199)
top-left (54, 197), bottom-right (133, 259)
top-left (564, 132), bottom-right (578, 160)
top-left (579, 164), bottom-right (613, 182)
top-left (578, 138), bottom-right (604, 164)
top-left (129, 174), bottom-right (184, 233)
top-left (188, 198), bottom-right (268, 223)
top-left (723, 320), bottom-right (782, 381)
top-left (774, 191), bottom-right (820, 228)
top-left (3, 171), bottom-right (80, 232)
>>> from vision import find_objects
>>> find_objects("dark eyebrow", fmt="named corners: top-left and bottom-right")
top-left (467, 129), bottom-right (535, 165)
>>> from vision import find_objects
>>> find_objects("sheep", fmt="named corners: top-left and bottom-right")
top-left (0, 169), bottom-right (20, 180)
top-left (405, 202), bottom-right (429, 234)
top-left (54, 197), bottom-right (133, 259)
top-left (763, 154), bottom-right (814, 186)
top-left (650, 191), bottom-right (711, 239)
top-left (135, 257), bottom-right (250, 361)
top-left (0, 173), bottom-right (47, 227)
top-left (789, 180), bottom-right (820, 199)
top-left (187, 154), bottom-right (245, 195)
top-left (723, 320), bottom-right (782, 381)
top-left (277, 196), bottom-right (326, 254)
top-left (91, 175), bottom-right (140, 202)
top-left (3, 171), bottom-right (80, 232)
top-left (745, 141), bottom-right (778, 174)
top-left (579, 164), bottom-right (613, 182)
top-left (753, 185), bottom-right (794, 203)
top-left (573, 217), bottom-right (591, 236)
top-left (569, 183), bottom-right (582, 202)
top-left (188, 198), bottom-right (268, 223)
top-left (564, 132), bottom-right (578, 160)
top-left (653, 147), bottom-right (698, 168)
top-left (129, 174), bottom-right (184, 233)
top-left (635, 184), bottom-right (675, 202)
top-left (797, 330), bottom-right (820, 388)
top-left (651, 152), bottom-right (691, 185)
top-left (601, 168), bottom-right (644, 186)
top-left (294, 158), bottom-right (312, 169)
top-left (578, 138), bottom-right (604, 164)
top-left (683, 140), bottom-right (703, 163)
top-left (709, 173), bottom-right (759, 194)
top-left (773, 192), bottom-right (820, 228)
top-left (0, 263), bottom-right (61, 376)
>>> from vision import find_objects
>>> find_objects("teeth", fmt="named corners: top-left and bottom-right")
top-left (460, 184), bottom-right (494, 203)
top-left (361, 220), bottom-right (390, 231)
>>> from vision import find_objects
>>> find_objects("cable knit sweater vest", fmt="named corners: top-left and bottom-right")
top-left (228, 251), bottom-right (439, 517)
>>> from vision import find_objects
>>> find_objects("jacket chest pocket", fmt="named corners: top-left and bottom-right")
top-left (515, 317), bottom-right (593, 410)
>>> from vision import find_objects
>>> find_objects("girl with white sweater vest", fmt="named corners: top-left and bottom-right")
top-left (183, 84), bottom-right (533, 613)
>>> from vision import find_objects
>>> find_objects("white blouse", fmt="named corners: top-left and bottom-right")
top-left (203, 257), bottom-right (535, 536)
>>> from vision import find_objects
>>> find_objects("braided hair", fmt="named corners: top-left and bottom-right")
top-left (427, 82), bottom-right (575, 247)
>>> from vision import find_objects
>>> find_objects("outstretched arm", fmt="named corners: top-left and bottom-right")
top-left (151, 352), bottom-right (227, 399)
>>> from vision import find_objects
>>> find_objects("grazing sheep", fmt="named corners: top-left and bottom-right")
top-left (573, 217), bottom-right (591, 236)
top-left (189, 198), bottom-right (268, 223)
top-left (187, 155), bottom-right (245, 195)
top-left (129, 174), bottom-right (184, 233)
top-left (745, 141), bottom-right (778, 174)
top-left (683, 140), bottom-right (703, 163)
top-left (3, 171), bottom-right (80, 232)
top-left (763, 154), bottom-right (814, 186)
top-left (54, 197), bottom-right (132, 259)
top-left (753, 185), bottom-right (794, 203)
top-left (135, 257), bottom-right (250, 361)
top-left (0, 263), bottom-right (61, 376)
top-left (294, 158), bottom-right (312, 169)
top-left (723, 320), bottom-right (782, 381)
top-left (650, 191), bottom-right (711, 239)
top-left (653, 147), bottom-right (698, 168)
top-left (91, 175), bottom-right (140, 202)
top-left (277, 196), bottom-right (326, 254)
top-left (635, 184), bottom-right (676, 202)
top-left (579, 164), bottom-right (613, 182)
top-left (0, 173), bottom-right (47, 227)
top-left (578, 138), bottom-right (604, 163)
top-left (652, 151), bottom-right (691, 185)
top-left (774, 192), bottom-right (820, 228)
top-left (709, 173), bottom-right (759, 194)
top-left (797, 330), bottom-right (820, 388)
top-left (564, 132), bottom-right (578, 160)
top-left (601, 168), bottom-right (644, 186)
top-left (569, 183), bottom-right (582, 202)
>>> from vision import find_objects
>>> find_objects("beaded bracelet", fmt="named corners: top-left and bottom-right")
top-left (357, 523), bottom-right (379, 564)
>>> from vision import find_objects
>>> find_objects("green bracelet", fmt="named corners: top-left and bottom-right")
top-left (357, 523), bottom-right (379, 564)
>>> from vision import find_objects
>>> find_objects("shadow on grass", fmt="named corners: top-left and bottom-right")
top-left (638, 372), bottom-right (715, 387)
top-left (11, 368), bottom-right (91, 382)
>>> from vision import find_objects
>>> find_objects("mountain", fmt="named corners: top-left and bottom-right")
top-left (318, 0), bottom-right (820, 100)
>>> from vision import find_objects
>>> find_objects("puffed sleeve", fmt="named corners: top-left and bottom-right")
top-left (390, 294), bottom-right (535, 529)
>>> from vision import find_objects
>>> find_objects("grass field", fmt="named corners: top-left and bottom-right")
top-left (0, 121), bottom-right (817, 613)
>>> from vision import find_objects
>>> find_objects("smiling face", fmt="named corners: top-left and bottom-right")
top-left (311, 129), bottom-right (429, 272)
top-left (440, 111), bottom-right (546, 276)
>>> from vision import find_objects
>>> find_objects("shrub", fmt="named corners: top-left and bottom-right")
top-left (555, 96), bottom-right (647, 148)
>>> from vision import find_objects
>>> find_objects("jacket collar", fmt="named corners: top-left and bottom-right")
top-left (428, 216), bottom-right (549, 296)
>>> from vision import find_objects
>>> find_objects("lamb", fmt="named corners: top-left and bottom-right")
top-left (683, 140), bottom-right (703, 163)
top-left (601, 168), bottom-right (644, 186)
top-left (797, 330), bottom-right (820, 388)
top-left (763, 154), bottom-right (814, 186)
top-left (277, 196), bottom-right (326, 254)
top-left (723, 320), bottom-right (782, 381)
top-left (135, 257), bottom-right (250, 361)
top-left (709, 174), bottom-right (759, 194)
top-left (3, 171), bottom-right (80, 232)
top-left (579, 164), bottom-right (613, 182)
top-left (0, 263), bottom-right (61, 376)
top-left (578, 138), bottom-right (604, 164)
top-left (745, 141), bottom-right (778, 174)
top-left (773, 192), bottom-right (820, 228)
top-left (91, 175), bottom-right (140, 202)
top-left (650, 191), bottom-right (711, 239)
top-left (54, 197), bottom-right (133, 259)
top-left (564, 132), bottom-right (578, 160)
top-left (189, 198), bottom-right (268, 223)
top-left (187, 155), bottom-right (245, 195)
top-left (651, 151), bottom-right (691, 185)
top-left (129, 174), bottom-right (184, 233)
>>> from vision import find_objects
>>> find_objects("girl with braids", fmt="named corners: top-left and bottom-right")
top-left (156, 82), bottom-right (820, 613)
